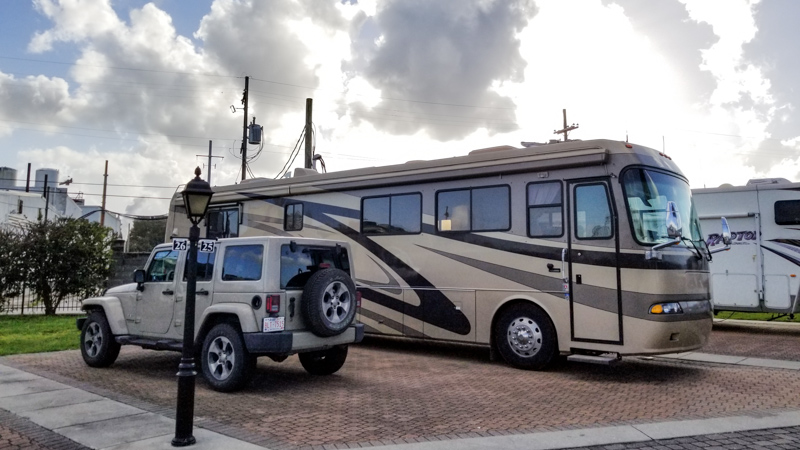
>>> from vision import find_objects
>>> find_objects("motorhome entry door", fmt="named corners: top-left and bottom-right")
top-left (566, 179), bottom-right (623, 345)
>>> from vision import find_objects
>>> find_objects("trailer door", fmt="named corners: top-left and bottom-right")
top-left (567, 179), bottom-right (623, 344)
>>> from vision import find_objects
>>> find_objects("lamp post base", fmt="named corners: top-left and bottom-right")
top-left (171, 436), bottom-right (196, 447)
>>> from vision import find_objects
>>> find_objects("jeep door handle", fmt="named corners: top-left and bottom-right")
top-left (162, 289), bottom-right (174, 295)
top-left (197, 289), bottom-right (209, 296)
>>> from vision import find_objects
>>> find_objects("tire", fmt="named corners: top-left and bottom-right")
top-left (299, 345), bottom-right (348, 376)
top-left (494, 303), bottom-right (557, 370)
top-left (302, 269), bottom-right (357, 337)
top-left (80, 311), bottom-right (121, 368)
top-left (200, 323), bottom-right (253, 392)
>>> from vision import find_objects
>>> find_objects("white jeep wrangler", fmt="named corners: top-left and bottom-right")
top-left (77, 236), bottom-right (363, 392)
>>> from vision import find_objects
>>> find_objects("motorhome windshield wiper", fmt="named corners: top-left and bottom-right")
top-left (680, 237), bottom-right (704, 261)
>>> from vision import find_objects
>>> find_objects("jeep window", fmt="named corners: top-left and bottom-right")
top-left (221, 245), bottom-right (263, 281)
top-left (280, 244), bottom-right (351, 289)
top-left (146, 249), bottom-right (179, 282)
top-left (184, 247), bottom-right (216, 282)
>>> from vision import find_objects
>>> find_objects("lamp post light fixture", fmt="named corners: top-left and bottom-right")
top-left (172, 167), bottom-right (213, 447)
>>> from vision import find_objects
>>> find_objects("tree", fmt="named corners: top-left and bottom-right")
top-left (128, 218), bottom-right (167, 252)
top-left (0, 226), bottom-right (25, 311)
top-left (22, 218), bottom-right (114, 315)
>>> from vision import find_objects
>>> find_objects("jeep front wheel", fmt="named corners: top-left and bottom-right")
top-left (299, 345), bottom-right (348, 376)
top-left (201, 323), bottom-right (253, 392)
top-left (302, 269), bottom-right (357, 337)
top-left (80, 311), bottom-right (121, 368)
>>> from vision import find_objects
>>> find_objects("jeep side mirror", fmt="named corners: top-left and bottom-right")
top-left (133, 269), bottom-right (146, 291)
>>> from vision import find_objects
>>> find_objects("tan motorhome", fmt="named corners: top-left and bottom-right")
top-left (167, 139), bottom-right (730, 369)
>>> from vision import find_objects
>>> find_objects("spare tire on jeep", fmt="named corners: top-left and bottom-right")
top-left (302, 268), bottom-right (357, 337)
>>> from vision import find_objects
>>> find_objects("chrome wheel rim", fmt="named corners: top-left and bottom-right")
top-left (323, 281), bottom-right (351, 325)
top-left (506, 316), bottom-right (543, 358)
top-left (207, 336), bottom-right (235, 381)
top-left (84, 322), bottom-right (103, 357)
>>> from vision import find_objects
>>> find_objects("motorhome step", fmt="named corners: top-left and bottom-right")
top-left (567, 354), bottom-right (620, 365)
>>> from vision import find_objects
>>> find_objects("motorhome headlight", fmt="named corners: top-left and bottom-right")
top-left (649, 302), bottom-right (683, 314)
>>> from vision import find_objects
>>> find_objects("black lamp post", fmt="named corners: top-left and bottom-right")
top-left (172, 167), bottom-right (213, 447)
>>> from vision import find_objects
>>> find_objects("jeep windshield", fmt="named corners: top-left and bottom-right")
top-left (622, 168), bottom-right (703, 250)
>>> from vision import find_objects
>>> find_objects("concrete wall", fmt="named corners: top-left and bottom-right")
top-left (108, 240), bottom-right (150, 289)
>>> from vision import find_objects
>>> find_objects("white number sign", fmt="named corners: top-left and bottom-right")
top-left (199, 239), bottom-right (217, 253)
top-left (172, 238), bottom-right (188, 251)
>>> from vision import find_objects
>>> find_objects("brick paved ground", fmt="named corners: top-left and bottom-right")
top-left (577, 426), bottom-right (800, 450)
top-left (703, 321), bottom-right (800, 361)
top-left (0, 409), bottom-right (89, 450)
top-left (3, 324), bottom-right (800, 450)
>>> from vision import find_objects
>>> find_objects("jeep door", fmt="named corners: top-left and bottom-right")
top-left (137, 248), bottom-right (180, 335)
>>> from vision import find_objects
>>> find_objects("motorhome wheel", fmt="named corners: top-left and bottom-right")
top-left (494, 304), bottom-right (557, 370)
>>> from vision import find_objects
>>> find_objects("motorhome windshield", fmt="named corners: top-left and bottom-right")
top-left (622, 168), bottom-right (701, 245)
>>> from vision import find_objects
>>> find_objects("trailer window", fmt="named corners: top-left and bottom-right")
top-left (437, 185), bottom-right (510, 232)
top-left (574, 184), bottom-right (613, 239)
top-left (775, 200), bottom-right (800, 225)
top-left (207, 206), bottom-right (239, 239)
top-left (362, 193), bottom-right (421, 234)
top-left (528, 182), bottom-right (563, 237)
top-left (221, 245), bottom-right (263, 281)
top-left (284, 203), bottom-right (304, 231)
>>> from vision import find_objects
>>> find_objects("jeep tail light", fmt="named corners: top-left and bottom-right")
top-left (356, 291), bottom-right (362, 308)
top-left (266, 295), bottom-right (280, 313)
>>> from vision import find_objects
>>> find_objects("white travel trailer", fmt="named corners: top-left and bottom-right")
top-left (694, 178), bottom-right (800, 317)
top-left (167, 139), bottom-right (730, 369)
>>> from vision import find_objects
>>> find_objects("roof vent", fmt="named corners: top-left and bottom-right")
top-left (746, 178), bottom-right (791, 186)
top-left (293, 167), bottom-right (318, 177)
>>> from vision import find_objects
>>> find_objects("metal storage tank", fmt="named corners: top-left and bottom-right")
top-left (35, 168), bottom-right (59, 193)
top-left (0, 167), bottom-right (17, 189)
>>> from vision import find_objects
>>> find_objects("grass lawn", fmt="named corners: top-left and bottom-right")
top-left (0, 315), bottom-right (83, 356)
top-left (714, 310), bottom-right (800, 323)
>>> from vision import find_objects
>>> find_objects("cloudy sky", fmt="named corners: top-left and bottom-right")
top-left (2, 0), bottom-right (799, 236)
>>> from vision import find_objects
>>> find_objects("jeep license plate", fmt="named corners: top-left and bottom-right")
top-left (262, 317), bottom-right (285, 333)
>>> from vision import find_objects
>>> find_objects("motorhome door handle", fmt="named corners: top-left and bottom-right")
top-left (561, 248), bottom-right (568, 283)
top-left (197, 289), bottom-right (209, 296)
top-left (546, 263), bottom-right (561, 273)
top-left (162, 289), bottom-right (174, 295)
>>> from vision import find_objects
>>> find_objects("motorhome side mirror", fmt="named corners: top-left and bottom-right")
top-left (665, 201), bottom-right (682, 239)
top-left (720, 217), bottom-right (732, 245)
top-left (133, 269), bottom-right (145, 290)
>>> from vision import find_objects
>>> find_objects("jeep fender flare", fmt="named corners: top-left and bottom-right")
top-left (81, 297), bottom-right (129, 336)
top-left (197, 304), bottom-right (259, 337)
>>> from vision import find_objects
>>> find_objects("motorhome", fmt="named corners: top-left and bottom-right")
top-left (167, 139), bottom-right (729, 369)
top-left (694, 178), bottom-right (800, 317)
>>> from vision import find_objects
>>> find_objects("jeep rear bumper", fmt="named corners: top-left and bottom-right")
top-left (243, 323), bottom-right (365, 354)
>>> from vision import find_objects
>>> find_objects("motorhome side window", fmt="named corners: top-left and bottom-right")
top-left (775, 200), bottom-right (800, 225)
top-left (437, 186), bottom-right (510, 232)
top-left (285, 203), bottom-right (304, 231)
top-left (146, 249), bottom-right (179, 282)
top-left (183, 248), bottom-right (216, 282)
top-left (574, 184), bottom-right (613, 239)
top-left (527, 182), bottom-right (563, 237)
top-left (206, 206), bottom-right (239, 239)
top-left (221, 245), bottom-right (263, 281)
top-left (361, 193), bottom-right (421, 234)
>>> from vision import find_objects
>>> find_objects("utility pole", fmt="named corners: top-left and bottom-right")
top-left (101, 160), bottom-right (108, 226)
top-left (553, 109), bottom-right (579, 142)
top-left (240, 76), bottom-right (249, 181)
top-left (196, 141), bottom-right (223, 185)
top-left (304, 98), bottom-right (313, 169)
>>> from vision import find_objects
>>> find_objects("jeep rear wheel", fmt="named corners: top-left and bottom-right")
top-left (299, 345), bottom-right (348, 375)
top-left (201, 323), bottom-right (253, 392)
top-left (302, 269), bottom-right (357, 337)
top-left (80, 311), bottom-right (120, 368)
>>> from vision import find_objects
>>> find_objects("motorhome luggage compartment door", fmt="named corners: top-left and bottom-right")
top-left (567, 179), bottom-right (623, 345)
